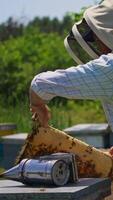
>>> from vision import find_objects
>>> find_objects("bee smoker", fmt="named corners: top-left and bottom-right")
top-left (0, 153), bottom-right (78, 186)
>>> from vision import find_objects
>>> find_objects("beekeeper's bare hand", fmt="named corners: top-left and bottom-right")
top-left (29, 89), bottom-right (51, 127)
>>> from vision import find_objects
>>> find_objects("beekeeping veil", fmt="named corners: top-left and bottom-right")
top-left (64, 0), bottom-right (113, 64)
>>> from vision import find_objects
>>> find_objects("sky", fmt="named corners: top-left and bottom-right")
top-left (0, 0), bottom-right (100, 24)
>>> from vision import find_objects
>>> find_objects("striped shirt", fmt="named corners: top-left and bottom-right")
top-left (31, 53), bottom-right (113, 131)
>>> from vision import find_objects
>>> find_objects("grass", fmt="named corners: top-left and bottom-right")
top-left (0, 101), bottom-right (31, 133)
top-left (0, 99), bottom-right (107, 133)
top-left (0, 168), bottom-right (4, 174)
top-left (50, 100), bottom-right (106, 129)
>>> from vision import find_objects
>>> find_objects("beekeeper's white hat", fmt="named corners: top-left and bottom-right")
top-left (64, 0), bottom-right (113, 64)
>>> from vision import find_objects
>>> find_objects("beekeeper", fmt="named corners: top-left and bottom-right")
top-left (30, 0), bottom-right (113, 138)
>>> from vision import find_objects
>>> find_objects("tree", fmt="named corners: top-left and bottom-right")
top-left (0, 17), bottom-right (24, 41)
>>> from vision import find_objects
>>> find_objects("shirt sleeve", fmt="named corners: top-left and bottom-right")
top-left (30, 54), bottom-right (113, 102)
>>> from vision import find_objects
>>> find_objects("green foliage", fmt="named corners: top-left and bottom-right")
top-left (0, 99), bottom-right (106, 132)
top-left (0, 17), bottom-right (24, 41)
top-left (28, 15), bottom-right (74, 35)
top-left (0, 99), bottom-right (31, 132)
top-left (0, 12), bottom-right (83, 104)
top-left (67, 8), bottom-right (84, 23)
top-left (50, 100), bottom-right (106, 129)
top-left (0, 9), bottom-right (106, 132)
top-left (0, 26), bottom-right (74, 103)
top-left (0, 168), bottom-right (4, 174)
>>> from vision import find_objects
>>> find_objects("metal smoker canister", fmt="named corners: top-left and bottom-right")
top-left (0, 159), bottom-right (70, 186)
top-left (22, 159), bottom-right (70, 186)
